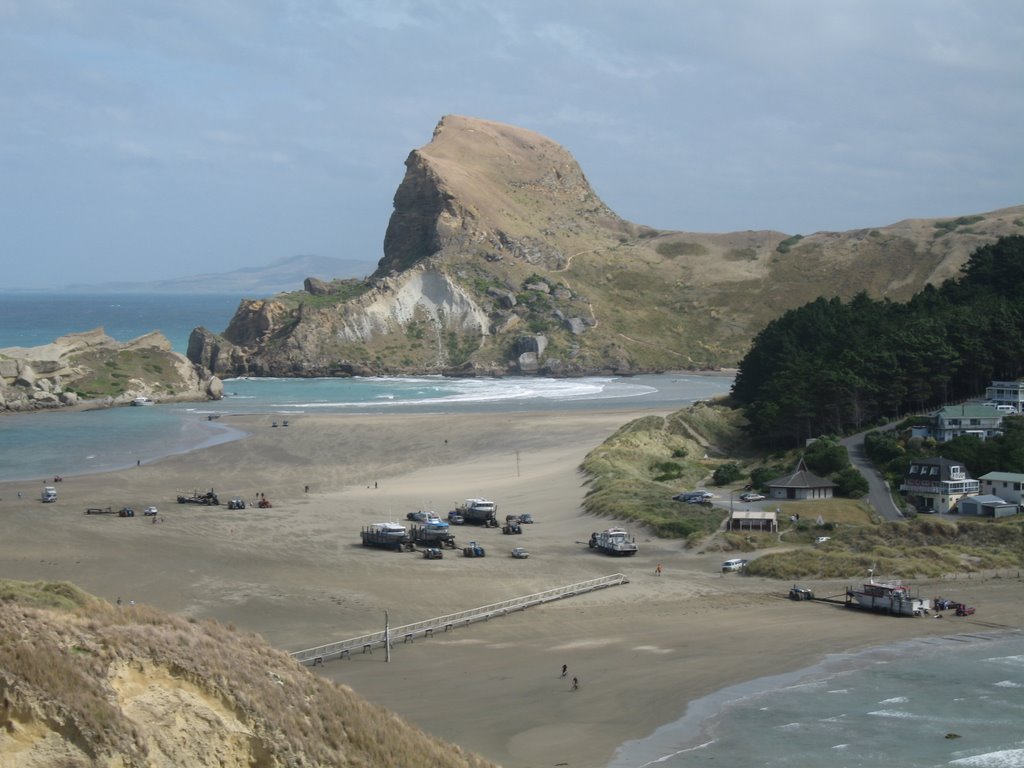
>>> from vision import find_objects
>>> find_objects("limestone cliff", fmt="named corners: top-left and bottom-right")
top-left (191, 114), bottom-right (1024, 377)
top-left (0, 328), bottom-right (221, 413)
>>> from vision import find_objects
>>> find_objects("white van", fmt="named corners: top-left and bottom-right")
top-left (721, 558), bottom-right (747, 573)
top-left (996, 405), bottom-right (1017, 414)
top-left (41, 486), bottom-right (57, 503)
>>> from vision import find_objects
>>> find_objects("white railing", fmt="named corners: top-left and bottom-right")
top-left (289, 573), bottom-right (630, 666)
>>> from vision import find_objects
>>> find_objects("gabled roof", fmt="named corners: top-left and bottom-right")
top-left (768, 457), bottom-right (835, 489)
top-left (933, 404), bottom-right (1004, 420)
top-left (979, 471), bottom-right (1024, 482)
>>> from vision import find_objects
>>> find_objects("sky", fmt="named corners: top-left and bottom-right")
top-left (1, 1), bottom-right (1022, 289)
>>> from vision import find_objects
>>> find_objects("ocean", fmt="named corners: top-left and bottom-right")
top-left (609, 632), bottom-right (1024, 768)
top-left (0, 291), bottom-right (245, 353)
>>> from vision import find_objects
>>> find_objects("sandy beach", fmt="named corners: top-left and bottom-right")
top-left (2, 408), bottom-right (1022, 768)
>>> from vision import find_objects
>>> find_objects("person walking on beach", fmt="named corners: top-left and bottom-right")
top-left (572, 677), bottom-right (579, 691)
top-left (655, 563), bottom-right (662, 576)
top-left (561, 664), bottom-right (567, 678)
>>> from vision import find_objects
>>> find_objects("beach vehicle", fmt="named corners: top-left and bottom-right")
top-left (143, 506), bottom-right (158, 516)
top-left (846, 577), bottom-right (929, 616)
top-left (131, 396), bottom-right (154, 406)
top-left (447, 510), bottom-right (465, 525)
top-left (453, 498), bottom-right (499, 527)
top-left (721, 558), bottom-right (748, 573)
top-left (361, 522), bottom-right (412, 552)
top-left (588, 528), bottom-right (638, 556)
top-left (517, 513), bottom-right (534, 524)
top-left (177, 489), bottom-right (219, 506)
top-left (789, 586), bottom-right (814, 600)
top-left (85, 507), bottom-right (113, 515)
top-left (227, 497), bottom-right (246, 510)
top-left (118, 507), bottom-right (135, 517)
top-left (422, 547), bottom-right (444, 559)
top-left (41, 486), bottom-right (58, 503)
top-left (502, 519), bottom-right (522, 535)
top-left (510, 546), bottom-right (530, 559)
top-left (462, 541), bottom-right (486, 557)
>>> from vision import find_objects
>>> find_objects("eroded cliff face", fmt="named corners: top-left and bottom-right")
top-left (0, 328), bottom-right (221, 413)
top-left (190, 114), bottom-right (1024, 378)
top-left (190, 266), bottom-right (498, 377)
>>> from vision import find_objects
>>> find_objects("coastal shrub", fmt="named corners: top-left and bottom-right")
top-left (833, 467), bottom-right (869, 497)
top-left (656, 241), bottom-right (707, 258)
top-left (712, 463), bottom-right (743, 485)
top-left (775, 234), bottom-right (804, 253)
top-left (650, 460), bottom-right (684, 481)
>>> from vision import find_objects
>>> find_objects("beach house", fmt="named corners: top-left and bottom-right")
top-left (899, 457), bottom-right (979, 513)
top-left (932, 404), bottom-right (1005, 442)
top-left (978, 471), bottom-right (1024, 507)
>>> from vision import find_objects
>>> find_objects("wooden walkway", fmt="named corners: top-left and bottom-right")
top-left (290, 573), bottom-right (630, 666)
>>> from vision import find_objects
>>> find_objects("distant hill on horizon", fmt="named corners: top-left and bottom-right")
top-left (62, 254), bottom-right (378, 295)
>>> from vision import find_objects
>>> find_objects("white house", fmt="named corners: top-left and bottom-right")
top-left (978, 471), bottom-right (1024, 506)
top-left (932, 404), bottom-right (1004, 442)
top-left (984, 380), bottom-right (1024, 413)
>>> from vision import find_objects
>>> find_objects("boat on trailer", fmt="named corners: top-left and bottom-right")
top-left (846, 577), bottom-right (929, 616)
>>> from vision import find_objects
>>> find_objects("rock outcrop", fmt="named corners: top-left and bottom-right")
top-left (189, 115), bottom-right (1024, 377)
top-left (0, 328), bottom-right (221, 414)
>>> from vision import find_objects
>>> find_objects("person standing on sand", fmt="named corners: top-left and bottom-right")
top-left (572, 677), bottom-right (579, 690)
top-left (655, 564), bottom-right (662, 576)
top-left (561, 664), bottom-right (567, 678)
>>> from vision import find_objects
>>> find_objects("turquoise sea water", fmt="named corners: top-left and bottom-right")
top-left (609, 632), bottom-right (1024, 768)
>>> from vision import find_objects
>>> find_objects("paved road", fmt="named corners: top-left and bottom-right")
top-left (841, 423), bottom-right (904, 521)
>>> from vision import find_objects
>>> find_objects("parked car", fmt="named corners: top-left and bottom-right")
top-left (447, 511), bottom-right (465, 525)
top-left (510, 547), bottom-right (530, 559)
top-left (739, 492), bottom-right (765, 502)
top-left (422, 547), bottom-right (444, 560)
top-left (517, 513), bottom-right (534, 524)
top-left (721, 558), bottom-right (748, 573)
top-left (143, 506), bottom-right (158, 516)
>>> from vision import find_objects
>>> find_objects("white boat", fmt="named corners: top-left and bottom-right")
top-left (131, 396), bottom-right (154, 406)
top-left (846, 578), bottom-right (929, 616)
top-left (369, 522), bottom-right (407, 538)
top-left (588, 527), bottom-right (638, 556)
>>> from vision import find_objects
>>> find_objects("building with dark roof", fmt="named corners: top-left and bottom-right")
top-left (899, 456), bottom-right (979, 513)
top-left (767, 458), bottom-right (835, 501)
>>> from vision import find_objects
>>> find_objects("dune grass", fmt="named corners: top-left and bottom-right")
top-left (0, 579), bottom-right (497, 767)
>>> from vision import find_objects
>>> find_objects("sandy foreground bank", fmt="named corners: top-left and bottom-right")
top-left (2, 409), bottom-right (1022, 768)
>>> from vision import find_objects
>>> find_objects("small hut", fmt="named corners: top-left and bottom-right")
top-left (767, 457), bottom-right (835, 501)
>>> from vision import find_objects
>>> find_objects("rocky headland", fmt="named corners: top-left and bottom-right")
top-left (188, 114), bottom-right (1024, 378)
top-left (0, 328), bottom-right (222, 414)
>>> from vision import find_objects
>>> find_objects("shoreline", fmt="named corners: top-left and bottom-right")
top-left (1, 407), bottom-right (1021, 768)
